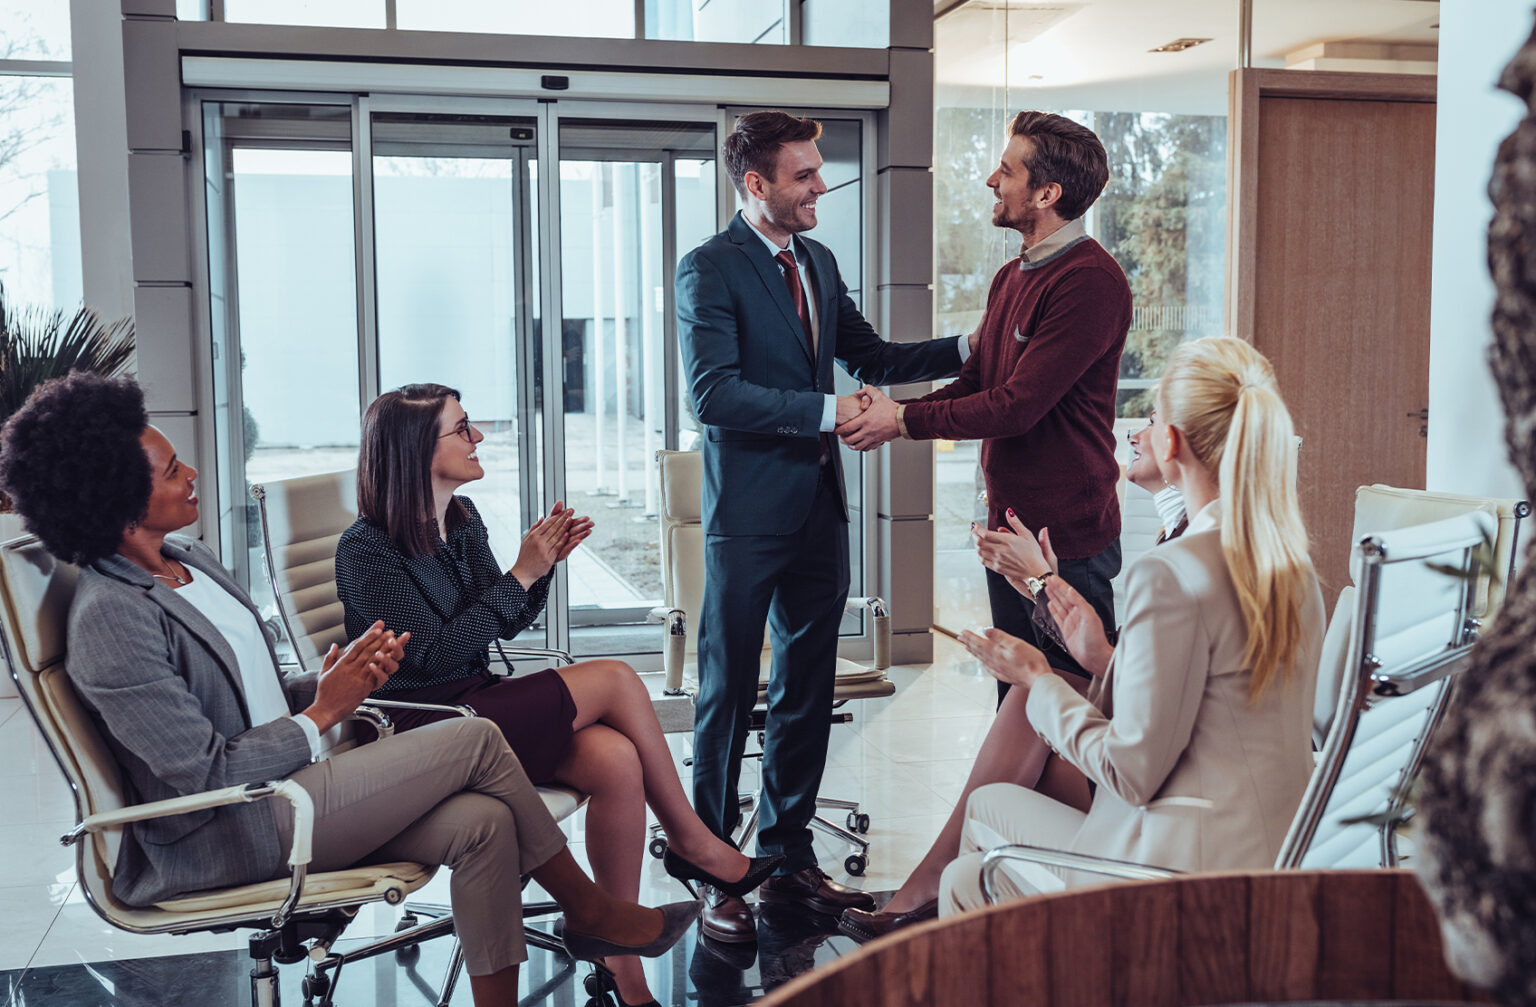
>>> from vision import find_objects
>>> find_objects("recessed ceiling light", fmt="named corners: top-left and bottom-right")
top-left (1148, 37), bottom-right (1213, 53)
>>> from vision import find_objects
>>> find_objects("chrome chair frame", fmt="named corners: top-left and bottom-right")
top-left (979, 510), bottom-right (1492, 905)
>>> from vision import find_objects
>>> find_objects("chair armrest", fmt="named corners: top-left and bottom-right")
top-left (845, 596), bottom-right (890, 670)
top-left (650, 607), bottom-right (688, 695)
top-left (61, 779), bottom-right (318, 927)
top-left (364, 698), bottom-right (478, 719)
top-left (490, 646), bottom-right (575, 672)
top-left (979, 844), bottom-right (1181, 903)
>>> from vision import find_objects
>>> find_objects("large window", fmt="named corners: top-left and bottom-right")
top-left (0, 10), bottom-right (78, 313)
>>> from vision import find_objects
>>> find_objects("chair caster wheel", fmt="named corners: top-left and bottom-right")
top-left (845, 853), bottom-right (867, 876)
top-left (846, 811), bottom-right (870, 834)
top-left (394, 914), bottom-right (422, 962)
top-left (649, 836), bottom-right (669, 859)
top-left (301, 973), bottom-right (331, 1000)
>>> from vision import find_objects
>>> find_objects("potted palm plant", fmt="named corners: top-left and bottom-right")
top-left (0, 280), bottom-right (135, 433)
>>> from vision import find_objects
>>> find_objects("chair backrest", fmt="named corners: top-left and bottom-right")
top-left (1111, 478), bottom-right (1163, 621)
top-left (0, 532), bottom-right (137, 921)
top-left (1279, 510), bottom-right (1491, 871)
top-left (1351, 484), bottom-right (1527, 619)
top-left (1313, 483), bottom-right (1527, 746)
top-left (657, 449), bottom-right (764, 661)
top-left (251, 469), bottom-right (358, 672)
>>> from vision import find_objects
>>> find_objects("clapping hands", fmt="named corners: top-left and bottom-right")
top-left (510, 500), bottom-right (594, 589)
top-left (973, 510), bottom-right (1058, 595)
top-left (956, 626), bottom-right (1052, 689)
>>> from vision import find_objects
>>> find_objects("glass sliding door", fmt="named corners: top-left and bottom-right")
top-left (555, 118), bottom-right (717, 657)
top-left (369, 109), bottom-right (548, 644)
top-left (201, 100), bottom-right (360, 629)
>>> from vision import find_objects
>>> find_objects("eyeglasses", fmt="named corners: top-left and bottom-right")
top-left (439, 416), bottom-right (476, 443)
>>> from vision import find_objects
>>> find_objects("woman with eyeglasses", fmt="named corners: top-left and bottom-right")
top-left (336, 384), bottom-right (779, 1007)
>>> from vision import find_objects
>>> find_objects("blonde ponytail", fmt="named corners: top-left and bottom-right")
top-left (1158, 338), bottom-right (1312, 700)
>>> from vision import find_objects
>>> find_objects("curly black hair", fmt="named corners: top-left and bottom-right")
top-left (0, 372), bottom-right (150, 565)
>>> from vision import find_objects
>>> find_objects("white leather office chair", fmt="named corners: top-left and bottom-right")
top-left (1312, 484), bottom-right (1528, 747)
top-left (651, 449), bottom-right (893, 875)
top-left (0, 530), bottom-right (458, 1007)
top-left (976, 511), bottom-right (1493, 899)
top-left (250, 470), bottom-right (586, 1002)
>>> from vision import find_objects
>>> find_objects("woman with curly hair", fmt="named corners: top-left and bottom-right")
top-left (336, 383), bottom-right (780, 1007)
top-left (0, 372), bottom-right (697, 1006)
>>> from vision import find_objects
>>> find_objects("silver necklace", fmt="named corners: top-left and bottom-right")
top-left (151, 561), bottom-right (189, 585)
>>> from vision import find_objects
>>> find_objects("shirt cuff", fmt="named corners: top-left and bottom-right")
top-left (820, 394), bottom-right (838, 433)
top-left (956, 333), bottom-right (972, 364)
top-left (292, 713), bottom-right (323, 762)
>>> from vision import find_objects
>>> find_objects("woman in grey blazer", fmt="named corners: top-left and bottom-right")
top-left (0, 373), bottom-right (694, 1005)
top-left (938, 336), bottom-right (1324, 911)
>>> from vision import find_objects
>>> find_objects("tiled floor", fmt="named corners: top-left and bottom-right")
top-left (0, 631), bottom-right (1002, 1006)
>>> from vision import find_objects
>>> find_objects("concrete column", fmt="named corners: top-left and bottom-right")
top-left (876, 0), bottom-right (937, 664)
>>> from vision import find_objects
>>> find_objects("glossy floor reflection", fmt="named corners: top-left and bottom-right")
top-left (0, 904), bottom-right (876, 1007)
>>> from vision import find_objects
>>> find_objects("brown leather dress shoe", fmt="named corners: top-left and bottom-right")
top-left (836, 898), bottom-right (939, 942)
top-left (699, 883), bottom-right (757, 944)
top-left (758, 867), bottom-right (876, 916)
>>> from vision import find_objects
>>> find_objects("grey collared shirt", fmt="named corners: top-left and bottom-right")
top-left (1020, 216), bottom-right (1089, 269)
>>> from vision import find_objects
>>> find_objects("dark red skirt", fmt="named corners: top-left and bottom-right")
top-left (369, 668), bottom-right (579, 784)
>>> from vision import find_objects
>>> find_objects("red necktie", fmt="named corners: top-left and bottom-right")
top-left (777, 249), bottom-right (832, 466)
top-left (776, 249), bottom-right (813, 352)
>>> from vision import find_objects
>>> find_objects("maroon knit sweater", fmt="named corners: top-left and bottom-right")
top-left (903, 238), bottom-right (1130, 559)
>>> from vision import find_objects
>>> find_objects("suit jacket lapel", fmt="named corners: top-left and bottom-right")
top-left (94, 543), bottom-right (254, 723)
top-left (804, 239), bottom-right (838, 382)
top-left (727, 213), bottom-right (816, 367)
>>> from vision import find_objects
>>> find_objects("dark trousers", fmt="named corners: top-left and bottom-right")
top-left (987, 538), bottom-right (1121, 706)
top-left (693, 470), bottom-right (850, 873)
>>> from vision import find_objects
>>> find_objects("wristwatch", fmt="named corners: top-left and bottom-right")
top-left (1024, 570), bottom-right (1054, 601)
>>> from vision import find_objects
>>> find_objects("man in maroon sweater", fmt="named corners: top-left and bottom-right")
top-left (839, 111), bottom-right (1130, 699)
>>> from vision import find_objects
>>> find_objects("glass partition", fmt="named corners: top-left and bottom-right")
top-left (931, 2), bottom-right (1236, 634)
top-left (557, 118), bottom-right (716, 656)
top-left (396, 0), bottom-right (635, 38)
top-left (371, 111), bottom-right (548, 642)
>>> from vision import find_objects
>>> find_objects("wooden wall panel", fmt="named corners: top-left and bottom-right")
top-left (758, 875), bottom-right (1493, 1007)
top-left (1230, 70), bottom-right (1436, 591)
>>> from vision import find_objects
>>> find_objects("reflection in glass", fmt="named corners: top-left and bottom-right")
top-left (0, 76), bottom-right (79, 311)
top-left (646, 0), bottom-right (786, 43)
top-left (0, 2), bottom-right (71, 60)
top-left (397, 0), bottom-right (633, 38)
top-left (223, 0), bottom-right (385, 28)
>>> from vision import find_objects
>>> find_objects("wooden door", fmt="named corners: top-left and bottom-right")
top-left (1228, 70), bottom-right (1436, 592)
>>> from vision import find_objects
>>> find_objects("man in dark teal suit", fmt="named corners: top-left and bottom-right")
top-left (677, 111), bottom-right (973, 938)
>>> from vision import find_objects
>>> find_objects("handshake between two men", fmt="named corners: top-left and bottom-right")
top-left (832, 385), bottom-right (903, 451)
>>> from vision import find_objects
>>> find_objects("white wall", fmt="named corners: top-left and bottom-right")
top-left (1427, 0), bottom-right (1530, 500)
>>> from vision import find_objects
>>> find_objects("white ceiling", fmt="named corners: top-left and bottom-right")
top-left (934, 0), bottom-right (1440, 114)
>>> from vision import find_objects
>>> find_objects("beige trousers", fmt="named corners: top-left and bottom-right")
top-left (271, 717), bottom-right (568, 975)
top-left (937, 782), bottom-right (1087, 916)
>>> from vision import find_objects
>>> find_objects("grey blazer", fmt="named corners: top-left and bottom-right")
top-left (68, 534), bottom-right (311, 905)
top-left (1025, 517), bottom-right (1325, 874)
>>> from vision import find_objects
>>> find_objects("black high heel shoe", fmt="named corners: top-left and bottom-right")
top-left (562, 900), bottom-right (700, 962)
top-left (584, 960), bottom-right (661, 1007)
top-left (663, 849), bottom-right (784, 899)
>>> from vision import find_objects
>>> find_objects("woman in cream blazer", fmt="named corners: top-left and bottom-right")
top-left (940, 337), bottom-right (1325, 911)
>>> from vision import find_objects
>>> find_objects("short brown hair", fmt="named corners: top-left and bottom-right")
top-left (1008, 111), bottom-right (1109, 221)
top-left (357, 383), bottom-right (469, 558)
top-left (724, 110), bottom-right (822, 198)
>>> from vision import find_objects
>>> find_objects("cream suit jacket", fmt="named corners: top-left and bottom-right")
top-left (1024, 511), bottom-right (1324, 874)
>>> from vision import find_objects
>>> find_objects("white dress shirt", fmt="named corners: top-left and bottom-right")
top-left (176, 574), bottom-right (322, 759)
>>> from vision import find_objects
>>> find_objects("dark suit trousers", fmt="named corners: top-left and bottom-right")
top-left (693, 465), bottom-right (850, 873)
top-left (987, 539), bottom-right (1121, 706)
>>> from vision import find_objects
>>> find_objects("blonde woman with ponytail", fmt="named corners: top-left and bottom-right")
top-left (934, 337), bottom-right (1325, 915)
